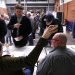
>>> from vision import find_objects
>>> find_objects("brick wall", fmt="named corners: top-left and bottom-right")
top-left (55, 0), bottom-right (75, 21)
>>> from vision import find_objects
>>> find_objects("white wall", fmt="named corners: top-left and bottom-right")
top-left (60, 0), bottom-right (72, 5)
top-left (5, 0), bottom-right (17, 4)
top-left (0, 0), bottom-right (6, 8)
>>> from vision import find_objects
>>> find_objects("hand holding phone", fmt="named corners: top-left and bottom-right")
top-left (14, 23), bottom-right (21, 28)
top-left (42, 25), bottom-right (58, 39)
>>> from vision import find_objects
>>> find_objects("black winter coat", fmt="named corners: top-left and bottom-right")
top-left (0, 19), bottom-right (7, 43)
top-left (7, 15), bottom-right (32, 47)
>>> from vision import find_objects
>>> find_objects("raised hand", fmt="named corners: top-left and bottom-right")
top-left (42, 25), bottom-right (58, 39)
top-left (14, 23), bottom-right (21, 29)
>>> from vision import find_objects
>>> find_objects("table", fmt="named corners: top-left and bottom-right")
top-left (2, 45), bottom-right (75, 59)
top-left (67, 45), bottom-right (75, 51)
top-left (2, 45), bottom-right (51, 61)
top-left (3, 45), bottom-right (75, 57)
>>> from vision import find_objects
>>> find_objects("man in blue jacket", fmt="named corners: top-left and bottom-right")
top-left (0, 18), bottom-right (7, 43)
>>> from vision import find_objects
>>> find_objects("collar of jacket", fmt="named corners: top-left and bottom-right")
top-left (49, 46), bottom-right (66, 53)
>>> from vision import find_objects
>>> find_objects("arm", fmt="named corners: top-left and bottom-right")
top-left (7, 16), bottom-right (17, 30)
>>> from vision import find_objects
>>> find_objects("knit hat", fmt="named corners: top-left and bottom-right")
top-left (45, 13), bottom-right (54, 22)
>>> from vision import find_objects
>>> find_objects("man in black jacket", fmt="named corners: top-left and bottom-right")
top-left (0, 25), bottom-right (57, 75)
top-left (8, 4), bottom-right (32, 47)
top-left (37, 33), bottom-right (75, 75)
top-left (0, 18), bottom-right (7, 43)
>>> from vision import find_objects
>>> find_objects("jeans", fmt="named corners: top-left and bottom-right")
top-left (23, 67), bottom-right (34, 75)
top-left (28, 34), bottom-right (34, 45)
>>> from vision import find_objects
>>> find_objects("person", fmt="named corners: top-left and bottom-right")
top-left (39, 14), bottom-right (46, 36)
top-left (40, 13), bottom-right (63, 34)
top-left (36, 33), bottom-right (75, 75)
top-left (42, 13), bottom-right (63, 44)
top-left (7, 4), bottom-right (32, 47)
top-left (72, 21), bottom-right (75, 39)
top-left (5, 17), bottom-right (13, 45)
top-left (64, 19), bottom-right (72, 33)
top-left (0, 25), bottom-right (58, 75)
top-left (27, 12), bottom-right (34, 45)
top-left (0, 17), bottom-right (7, 43)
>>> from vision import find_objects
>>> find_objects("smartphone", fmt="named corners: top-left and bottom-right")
top-left (46, 20), bottom-right (53, 27)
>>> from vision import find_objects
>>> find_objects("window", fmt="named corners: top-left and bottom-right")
top-left (26, 0), bottom-right (47, 1)
top-left (60, 0), bottom-right (72, 5)
top-left (16, 0), bottom-right (24, 2)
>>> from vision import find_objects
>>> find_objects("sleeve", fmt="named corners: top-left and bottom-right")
top-left (7, 16), bottom-right (16, 30)
top-left (36, 54), bottom-right (53, 75)
top-left (22, 16), bottom-right (32, 37)
top-left (0, 19), bottom-right (7, 37)
top-left (26, 38), bottom-right (48, 66)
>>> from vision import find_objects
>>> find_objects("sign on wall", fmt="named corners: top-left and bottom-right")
top-left (60, 0), bottom-right (72, 5)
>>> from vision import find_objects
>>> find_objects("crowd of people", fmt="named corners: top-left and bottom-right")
top-left (0, 8), bottom-right (63, 46)
top-left (0, 3), bottom-right (75, 75)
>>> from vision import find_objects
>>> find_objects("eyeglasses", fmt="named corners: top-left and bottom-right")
top-left (51, 39), bottom-right (59, 41)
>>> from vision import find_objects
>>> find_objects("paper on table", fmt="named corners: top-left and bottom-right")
top-left (14, 36), bottom-right (23, 41)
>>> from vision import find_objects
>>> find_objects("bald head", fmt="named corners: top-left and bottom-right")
top-left (51, 33), bottom-right (67, 48)
top-left (53, 33), bottom-right (67, 43)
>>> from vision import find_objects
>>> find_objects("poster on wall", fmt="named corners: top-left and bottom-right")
top-left (60, 0), bottom-right (72, 5)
